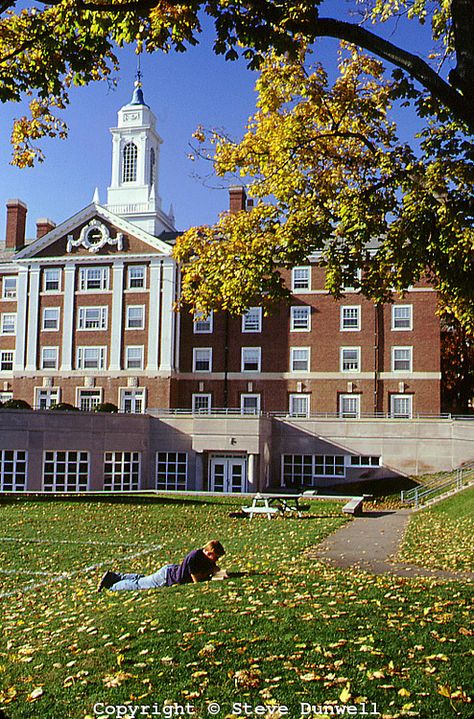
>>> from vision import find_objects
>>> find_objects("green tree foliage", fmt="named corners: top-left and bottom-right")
top-left (175, 45), bottom-right (473, 330)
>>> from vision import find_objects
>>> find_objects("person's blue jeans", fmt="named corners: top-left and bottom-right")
top-left (109, 564), bottom-right (173, 591)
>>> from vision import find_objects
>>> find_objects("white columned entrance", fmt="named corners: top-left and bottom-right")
top-left (13, 266), bottom-right (29, 371)
top-left (25, 266), bottom-right (41, 370)
top-left (60, 263), bottom-right (75, 371)
top-left (147, 259), bottom-right (162, 370)
top-left (158, 260), bottom-right (176, 372)
top-left (109, 261), bottom-right (124, 370)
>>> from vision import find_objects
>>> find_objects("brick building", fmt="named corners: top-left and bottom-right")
top-left (0, 85), bottom-right (443, 493)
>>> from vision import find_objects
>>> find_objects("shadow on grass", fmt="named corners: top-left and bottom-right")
top-left (0, 494), bottom-right (221, 507)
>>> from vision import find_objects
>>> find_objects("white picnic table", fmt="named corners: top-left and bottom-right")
top-left (242, 492), bottom-right (306, 519)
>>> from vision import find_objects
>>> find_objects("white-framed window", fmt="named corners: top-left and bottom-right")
top-left (43, 451), bottom-right (89, 491)
top-left (341, 306), bottom-right (361, 331)
top-left (282, 454), bottom-right (345, 485)
top-left (241, 394), bottom-right (261, 415)
top-left (126, 305), bottom-right (145, 330)
top-left (392, 346), bottom-right (413, 372)
top-left (241, 347), bottom-right (261, 372)
top-left (242, 307), bottom-right (262, 333)
top-left (341, 347), bottom-right (361, 372)
top-left (342, 268), bottom-right (362, 292)
top-left (104, 452), bottom-right (141, 491)
top-left (290, 347), bottom-right (310, 372)
top-left (289, 394), bottom-right (310, 417)
top-left (156, 452), bottom-right (188, 491)
top-left (350, 455), bottom-right (381, 467)
top-left (392, 305), bottom-right (413, 330)
top-left (193, 348), bottom-right (212, 372)
top-left (339, 394), bottom-right (360, 418)
top-left (122, 142), bottom-right (138, 183)
top-left (2, 276), bottom-right (17, 300)
top-left (290, 306), bottom-right (311, 332)
top-left (0, 313), bottom-right (16, 335)
top-left (79, 266), bottom-right (109, 291)
top-left (120, 388), bottom-right (146, 414)
top-left (291, 266), bottom-right (311, 291)
top-left (35, 388), bottom-right (60, 410)
top-left (390, 394), bottom-right (413, 419)
top-left (41, 347), bottom-right (59, 370)
top-left (0, 351), bottom-right (14, 371)
top-left (0, 450), bottom-right (27, 491)
top-left (43, 268), bottom-right (61, 292)
top-left (127, 265), bottom-right (146, 290)
top-left (76, 346), bottom-right (106, 370)
top-left (125, 345), bottom-right (144, 369)
top-left (42, 307), bottom-right (60, 331)
top-left (192, 393), bottom-right (212, 414)
top-left (193, 311), bottom-right (213, 334)
top-left (78, 306), bottom-right (108, 331)
top-left (77, 389), bottom-right (102, 411)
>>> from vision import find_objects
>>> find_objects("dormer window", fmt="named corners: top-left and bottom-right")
top-left (122, 142), bottom-right (138, 183)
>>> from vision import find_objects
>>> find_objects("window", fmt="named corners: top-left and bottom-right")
top-left (120, 389), bottom-right (145, 414)
top-left (2, 276), bottom-right (17, 300)
top-left (342, 268), bottom-right (362, 292)
top-left (390, 394), bottom-right (413, 419)
top-left (242, 307), bottom-right (262, 333)
top-left (241, 394), bottom-right (261, 415)
top-left (78, 306), bottom-right (108, 330)
top-left (290, 306), bottom-right (311, 332)
top-left (1, 313), bottom-right (16, 335)
top-left (341, 347), bottom-right (361, 372)
top-left (77, 389), bottom-right (102, 411)
top-left (126, 346), bottom-right (144, 369)
top-left (156, 452), bottom-right (188, 491)
top-left (282, 453), bottom-right (345, 486)
top-left (392, 305), bottom-right (413, 330)
top-left (122, 142), bottom-right (138, 183)
top-left (289, 394), bottom-right (310, 417)
top-left (126, 305), bottom-right (145, 330)
top-left (127, 265), bottom-right (146, 289)
top-left (339, 394), bottom-right (360, 418)
top-left (79, 267), bottom-right (109, 291)
top-left (193, 311), bottom-right (213, 334)
top-left (0, 450), bottom-right (27, 491)
top-left (341, 306), bottom-right (360, 331)
top-left (241, 347), bottom-right (261, 372)
top-left (0, 392), bottom-right (13, 403)
top-left (292, 267), bottom-right (311, 291)
top-left (43, 451), bottom-right (89, 491)
top-left (43, 269), bottom-right (61, 292)
top-left (290, 347), bottom-right (310, 372)
top-left (41, 347), bottom-right (59, 370)
top-left (104, 452), bottom-right (141, 491)
top-left (192, 394), bottom-right (212, 414)
top-left (76, 347), bottom-right (106, 370)
top-left (42, 308), bottom-right (60, 331)
top-left (36, 388), bottom-right (60, 410)
top-left (0, 351), bottom-right (14, 371)
top-left (350, 456), bottom-right (380, 466)
top-left (193, 348), bottom-right (212, 372)
top-left (392, 347), bottom-right (413, 372)
top-left (149, 148), bottom-right (156, 186)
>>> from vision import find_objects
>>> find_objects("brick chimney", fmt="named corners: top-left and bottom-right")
top-left (229, 186), bottom-right (247, 213)
top-left (36, 218), bottom-right (56, 239)
top-left (5, 199), bottom-right (27, 250)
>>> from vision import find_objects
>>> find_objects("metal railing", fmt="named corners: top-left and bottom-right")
top-left (401, 462), bottom-right (474, 508)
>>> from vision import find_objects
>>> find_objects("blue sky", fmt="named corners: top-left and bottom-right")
top-left (0, 5), bottom-right (438, 240)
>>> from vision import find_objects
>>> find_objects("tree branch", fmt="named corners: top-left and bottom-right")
top-left (311, 17), bottom-right (474, 131)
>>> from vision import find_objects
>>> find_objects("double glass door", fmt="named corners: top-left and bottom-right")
top-left (209, 455), bottom-right (247, 493)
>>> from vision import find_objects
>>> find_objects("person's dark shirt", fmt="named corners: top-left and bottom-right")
top-left (165, 549), bottom-right (216, 586)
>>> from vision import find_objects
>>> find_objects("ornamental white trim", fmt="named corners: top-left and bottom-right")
top-left (66, 220), bottom-right (123, 254)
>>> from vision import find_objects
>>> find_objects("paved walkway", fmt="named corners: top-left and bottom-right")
top-left (310, 509), bottom-right (474, 581)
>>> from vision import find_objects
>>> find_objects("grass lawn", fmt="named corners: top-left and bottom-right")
top-left (0, 496), bottom-right (472, 719)
top-left (398, 487), bottom-right (474, 572)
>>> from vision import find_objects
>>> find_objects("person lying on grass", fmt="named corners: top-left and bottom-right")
top-left (97, 539), bottom-right (227, 592)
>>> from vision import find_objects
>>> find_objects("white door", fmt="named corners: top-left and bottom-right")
top-left (209, 456), bottom-right (247, 493)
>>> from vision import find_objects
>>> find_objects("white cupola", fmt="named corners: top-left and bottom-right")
top-left (106, 80), bottom-right (176, 235)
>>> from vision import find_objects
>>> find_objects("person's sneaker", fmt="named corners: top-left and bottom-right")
top-left (97, 570), bottom-right (116, 593)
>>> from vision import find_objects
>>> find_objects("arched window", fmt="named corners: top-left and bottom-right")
top-left (122, 142), bottom-right (137, 183)
top-left (149, 147), bottom-right (156, 187)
